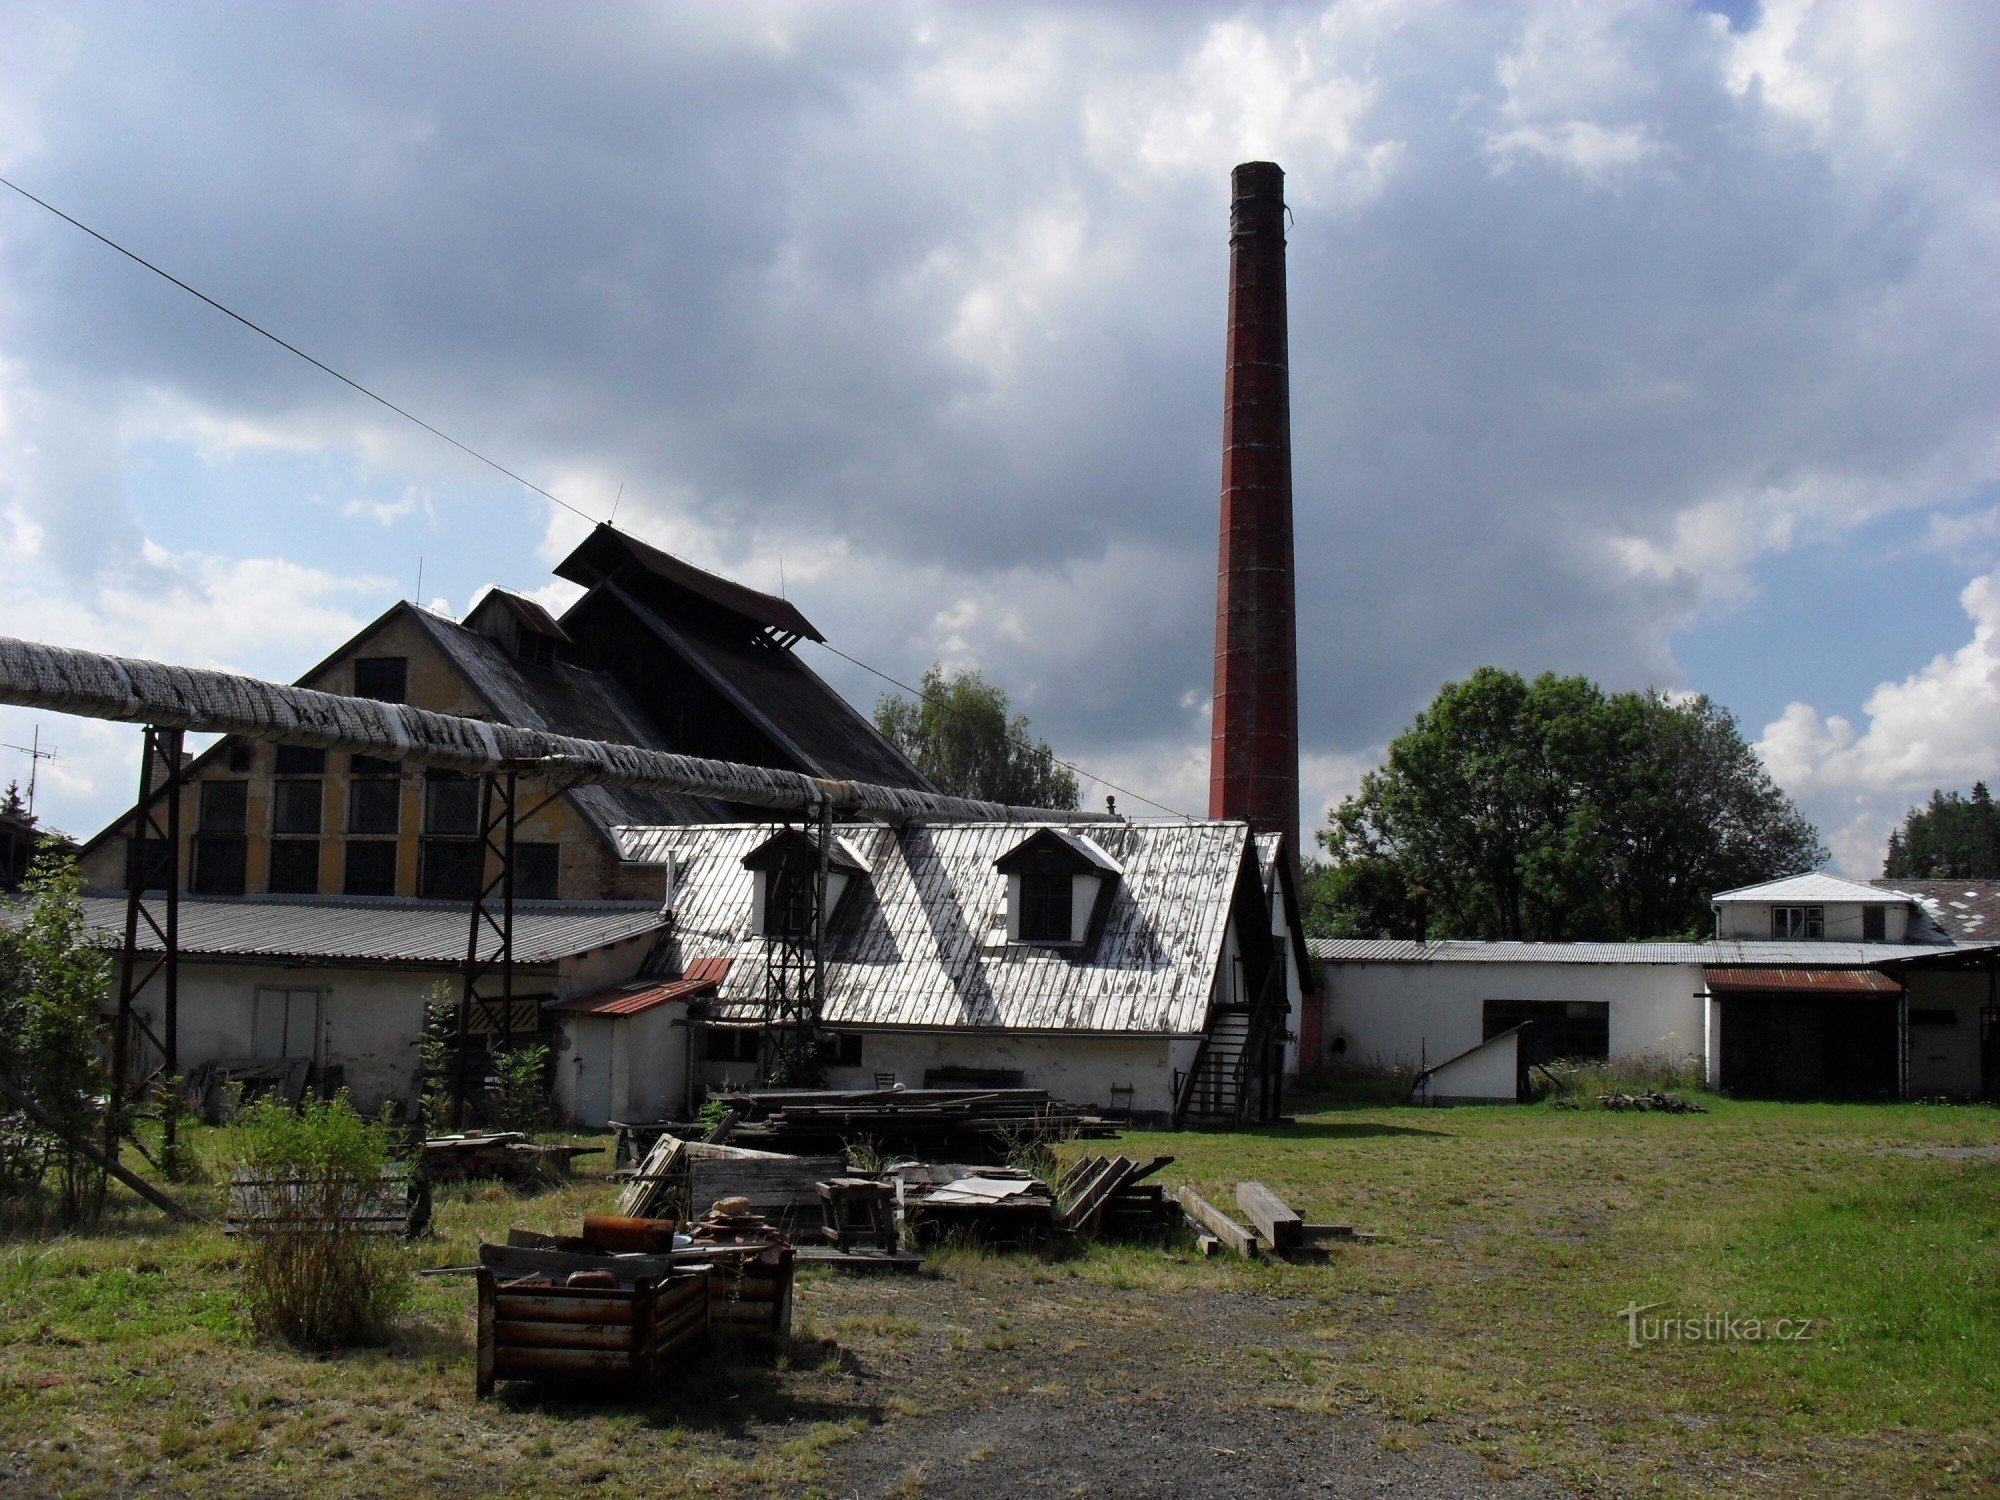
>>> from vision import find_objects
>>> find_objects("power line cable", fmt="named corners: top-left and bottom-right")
top-left (0, 174), bottom-right (1201, 822)
top-left (0, 173), bottom-right (601, 527)
top-left (807, 640), bottom-right (1199, 821)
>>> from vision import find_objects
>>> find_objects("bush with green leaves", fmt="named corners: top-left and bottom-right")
top-left (0, 847), bottom-right (113, 1224)
top-left (490, 1042), bottom-right (551, 1134)
top-left (231, 1092), bottom-right (409, 1348)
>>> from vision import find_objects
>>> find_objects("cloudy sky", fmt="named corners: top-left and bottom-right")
top-left (2, 0), bottom-right (1996, 876)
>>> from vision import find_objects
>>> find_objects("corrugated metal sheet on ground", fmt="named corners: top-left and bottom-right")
top-left (554, 956), bottom-right (732, 1016)
top-left (1703, 967), bottom-right (1903, 995)
top-left (618, 821), bottom-right (1251, 1034)
top-left (47, 894), bottom-right (666, 964)
top-left (1307, 937), bottom-right (1991, 966)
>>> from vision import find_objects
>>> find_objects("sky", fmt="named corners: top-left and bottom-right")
top-left (1, 0), bottom-right (1997, 879)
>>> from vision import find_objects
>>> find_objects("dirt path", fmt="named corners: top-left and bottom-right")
top-left (796, 1271), bottom-right (1570, 1499)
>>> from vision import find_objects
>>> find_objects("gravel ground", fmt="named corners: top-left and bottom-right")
top-left (794, 1269), bottom-right (1572, 1500)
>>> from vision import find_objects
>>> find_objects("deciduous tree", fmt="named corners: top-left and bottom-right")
top-left (874, 664), bottom-right (1079, 810)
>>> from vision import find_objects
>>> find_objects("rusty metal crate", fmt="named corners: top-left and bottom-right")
top-left (474, 1266), bottom-right (709, 1397)
top-left (700, 1243), bottom-right (795, 1345)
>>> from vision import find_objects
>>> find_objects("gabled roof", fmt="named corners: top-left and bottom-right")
top-left (554, 523), bottom-right (823, 644)
top-left (23, 894), bottom-right (666, 966)
top-left (741, 828), bottom-right (871, 875)
top-left (552, 956), bottom-right (732, 1016)
top-left (1711, 873), bottom-right (1916, 905)
top-left (615, 820), bottom-right (1260, 1034)
top-left (465, 587), bottom-right (574, 647)
top-left (1872, 879), bottom-right (2000, 942)
top-left (993, 827), bottom-right (1123, 877)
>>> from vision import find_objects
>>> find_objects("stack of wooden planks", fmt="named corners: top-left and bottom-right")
top-left (616, 1134), bottom-right (841, 1235)
top-left (1174, 1179), bottom-right (1377, 1260)
top-left (227, 1163), bottom-right (429, 1239)
top-left (424, 1131), bottom-right (601, 1186)
top-left (709, 1087), bottom-right (1118, 1159)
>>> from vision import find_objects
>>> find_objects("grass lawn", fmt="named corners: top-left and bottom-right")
top-left (0, 1096), bottom-right (1995, 1497)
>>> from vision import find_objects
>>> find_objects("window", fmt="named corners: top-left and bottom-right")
top-left (703, 1029), bottom-right (761, 1063)
top-left (1862, 906), bottom-right (1886, 941)
top-left (353, 657), bottom-right (408, 703)
top-left (189, 837), bottom-right (243, 896)
top-left (273, 779), bottom-right (323, 835)
top-left (1909, 1008), bottom-right (1958, 1026)
top-left (817, 1032), bottom-right (864, 1068)
top-left (127, 837), bottom-right (175, 893)
top-left (1483, 999), bottom-right (1610, 1066)
top-left (344, 840), bottom-right (397, 897)
top-left (199, 780), bottom-right (247, 832)
top-left (347, 778), bottom-right (400, 835)
top-left (252, 987), bottom-right (319, 1060)
top-left (762, 865), bottom-right (815, 938)
top-left (1771, 906), bottom-right (1824, 940)
top-left (268, 840), bottom-right (320, 895)
top-left (274, 745), bottom-right (326, 776)
top-left (424, 773), bottom-right (480, 835)
top-left (225, 740), bottom-right (255, 773)
top-left (1016, 873), bottom-right (1073, 943)
top-left (350, 754), bottom-right (401, 777)
top-left (420, 838), bottom-right (484, 900)
top-left (516, 843), bottom-right (559, 900)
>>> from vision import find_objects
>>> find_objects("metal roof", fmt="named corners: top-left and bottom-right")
top-left (1710, 872), bottom-right (1917, 905)
top-left (37, 895), bottom-right (667, 965)
top-left (618, 820), bottom-right (1255, 1034)
top-left (555, 523), bottom-right (824, 644)
top-left (1704, 966), bottom-right (1903, 995)
top-left (1307, 937), bottom-right (1984, 967)
top-left (553, 956), bottom-right (731, 1016)
top-left (1873, 880), bottom-right (2000, 942)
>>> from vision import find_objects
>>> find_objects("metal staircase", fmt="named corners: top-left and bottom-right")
top-left (1174, 962), bottom-right (1286, 1129)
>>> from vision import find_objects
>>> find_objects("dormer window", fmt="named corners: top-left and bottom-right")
top-left (742, 828), bottom-right (869, 940)
top-left (994, 828), bottom-right (1123, 947)
top-left (463, 588), bottom-right (573, 669)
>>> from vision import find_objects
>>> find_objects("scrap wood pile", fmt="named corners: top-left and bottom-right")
top-left (227, 1162), bottom-right (430, 1239)
top-left (616, 1133), bottom-right (841, 1236)
top-left (424, 1130), bottom-right (603, 1185)
top-left (1174, 1179), bottom-right (1378, 1261)
top-left (893, 1154), bottom-right (1177, 1244)
top-left (707, 1086), bottom-right (1119, 1159)
top-left (1595, 1090), bottom-right (1706, 1114)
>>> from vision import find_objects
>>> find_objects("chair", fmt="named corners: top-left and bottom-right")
top-left (873, 1071), bottom-right (898, 1089)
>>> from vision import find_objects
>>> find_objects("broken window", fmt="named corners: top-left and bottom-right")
top-left (343, 840), bottom-right (397, 897)
top-left (352, 656), bottom-right (408, 703)
top-left (1771, 906), bottom-right (1824, 940)
top-left (1016, 873), bottom-right (1072, 943)
top-left (268, 840), bottom-right (320, 895)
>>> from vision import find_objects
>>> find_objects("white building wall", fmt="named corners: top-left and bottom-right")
top-left (552, 1003), bottom-right (690, 1126)
top-left (1715, 901), bottom-right (1911, 942)
top-left (1419, 1029), bottom-right (1520, 1105)
top-left (1319, 959), bottom-right (1708, 1074)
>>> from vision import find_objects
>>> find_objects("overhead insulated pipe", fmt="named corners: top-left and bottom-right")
top-left (0, 635), bottom-right (1113, 826)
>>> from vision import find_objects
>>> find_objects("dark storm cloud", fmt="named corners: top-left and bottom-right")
top-left (2, 0), bottom-right (1997, 831)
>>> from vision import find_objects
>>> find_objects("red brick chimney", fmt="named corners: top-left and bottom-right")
top-left (1208, 161), bottom-right (1300, 865)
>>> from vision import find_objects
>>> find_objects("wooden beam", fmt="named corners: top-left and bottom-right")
top-left (1235, 1180), bottom-right (1303, 1251)
top-left (1174, 1186), bottom-right (1260, 1258)
top-left (0, 1069), bottom-right (202, 1223)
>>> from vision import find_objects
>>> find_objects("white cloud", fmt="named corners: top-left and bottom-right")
top-left (340, 486), bottom-right (435, 527)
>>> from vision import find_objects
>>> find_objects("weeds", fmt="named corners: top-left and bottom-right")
top-left (1535, 1053), bottom-right (1707, 1106)
top-left (231, 1093), bottom-right (410, 1349)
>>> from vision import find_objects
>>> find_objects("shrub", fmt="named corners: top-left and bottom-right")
top-left (1536, 1053), bottom-right (1707, 1107)
top-left (231, 1092), bottom-right (409, 1348)
top-left (490, 1042), bottom-right (551, 1134)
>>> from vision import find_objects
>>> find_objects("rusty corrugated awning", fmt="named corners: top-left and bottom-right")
top-left (552, 956), bottom-right (732, 1017)
top-left (1704, 967), bottom-right (1902, 996)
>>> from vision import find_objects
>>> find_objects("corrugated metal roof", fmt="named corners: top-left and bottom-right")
top-left (1710, 872), bottom-right (1916, 905)
top-left (554, 956), bottom-right (731, 1016)
top-left (1874, 879), bottom-right (2000, 941)
top-left (44, 895), bottom-right (666, 965)
top-left (618, 820), bottom-right (1253, 1034)
top-left (1307, 937), bottom-right (1984, 966)
top-left (1704, 966), bottom-right (1902, 995)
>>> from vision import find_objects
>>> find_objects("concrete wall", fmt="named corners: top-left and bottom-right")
top-left (1319, 959), bottom-right (1707, 1074)
top-left (1715, 901), bottom-right (1911, 942)
top-left (1904, 971), bottom-right (1994, 1097)
top-left (1418, 1028), bottom-right (1520, 1105)
top-left (552, 1003), bottom-right (690, 1126)
top-left (693, 1027), bottom-right (1190, 1119)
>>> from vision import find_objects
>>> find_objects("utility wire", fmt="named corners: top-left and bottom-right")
top-left (0, 173), bottom-right (601, 527)
top-left (1, 174), bottom-right (1200, 823)
top-left (808, 639), bottom-right (1200, 822)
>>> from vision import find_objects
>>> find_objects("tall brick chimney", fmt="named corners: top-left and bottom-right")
top-left (1208, 161), bottom-right (1299, 865)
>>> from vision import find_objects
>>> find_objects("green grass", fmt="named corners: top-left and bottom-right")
top-left (1, 1100), bottom-right (1996, 1496)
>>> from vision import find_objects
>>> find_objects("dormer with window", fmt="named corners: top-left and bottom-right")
top-left (742, 828), bottom-right (869, 939)
top-left (1712, 873), bottom-right (1923, 944)
top-left (464, 587), bottom-right (574, 670)
top-left (993, 828), bottom-right (1122, 947)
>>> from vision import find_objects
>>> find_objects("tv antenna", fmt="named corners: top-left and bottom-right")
top-left (2, 727), bottom-right (59, 817)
